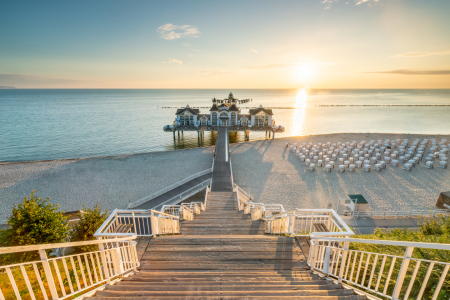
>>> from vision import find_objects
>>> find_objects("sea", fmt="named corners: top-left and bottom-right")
top-left (1, 89), bottom-right (450, 162)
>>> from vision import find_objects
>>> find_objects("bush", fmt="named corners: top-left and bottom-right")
top-left (69, 204), bottom-right (108, 252)
top-left (0, 190), bottom-right (68, 263)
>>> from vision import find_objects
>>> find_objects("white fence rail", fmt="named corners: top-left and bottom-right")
top-left (153, 179), bottom-right (212, 211)
top-left (352, 209), bottom-right (450, 219)
top-left (94, 209), bottom-right (180, 238)
top-left (128, 169), bottom-right (212, 208)
top-left (308, 237), bottom-right (450, 300)
top-left (0, 237), bottom-right (138, 300)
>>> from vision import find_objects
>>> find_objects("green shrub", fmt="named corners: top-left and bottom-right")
top-left (69, 204), bottom-right (108, 252)
top-left (0, 190), bottom-right (68, 263)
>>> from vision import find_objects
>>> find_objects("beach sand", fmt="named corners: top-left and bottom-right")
top-left (0, 148), bottom-right (213, 221)
top-left (0, 133), bottom-right (449, 221)
top-left (231, 133), bottom-right (450, 212)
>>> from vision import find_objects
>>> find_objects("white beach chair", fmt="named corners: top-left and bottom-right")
top-left (339, 165), bottom-right (345, 173)
top-left (290, 145), bottom-right (293, 150)
top-left (408, 160), bottom-right (415, 167)
top-left (317, 160), bottom-right (323, 167)
top-left (391, 159), bottom-right (399, 167)
top-left (285, 142), bottom-right (289, 148)
top-left (325, 158), bottom-right (330, 164)
top-left (380, 161), bottom-right (386, 169)
top-left (349, 164), bottom-right (355, 172)
top-left (356, 160), bottom-right (363, 168)
top-left (440, 157), bottom-right (448, 162)
top-left (375, 164), bottom-right (382, 171)
top-left (331, 154), bottom-right (337, 161)
top-left (309, 164), bottom-right (315, 171)
top-left (370, 157), bottom-right (377, 164)
top-left (439, 161), bottom-right (447, 169)
top-left (426, 161), bottom-right (434, 169)
top-left (344, 160), bottom-right (350, 168)
top-left (330, 161), bottom-right (335, 168)
top-left (399, 156), bottom-right (406, 163)
top-left (313, 156), bottom-right (318, 163)
top-left (413, 157), bottom-right (420, 165)
top-left (305, 159), bottom-right (310, 167)
top-left (403, 163), bottom-right (412, 171)
top-left (363, 164), bottom-right (371, 172)
top-left (300, 155), bottom-right (306, 162)
top-left (325, 164), bottom-right (332, 172)
top-left (349, 157), bottom-right (354, 164)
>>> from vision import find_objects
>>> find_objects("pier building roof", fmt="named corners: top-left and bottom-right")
top-left (249, 105), bottom-right (273, 115)
top-left (176, 105), bottom-right (199, 115)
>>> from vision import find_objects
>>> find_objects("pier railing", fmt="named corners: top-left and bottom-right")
top-left (128, 169), bottom-right (212, 208)
top-left (0, 236), bottom-right (139, 300)
top-left (308, 237), bottom-right (450, 300)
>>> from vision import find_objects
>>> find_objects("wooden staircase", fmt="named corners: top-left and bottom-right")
top-left (90, 191), bottom-right (366, 299)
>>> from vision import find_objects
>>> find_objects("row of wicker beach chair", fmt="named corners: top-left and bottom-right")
top-left (286, 138), bottom-right (448, 172)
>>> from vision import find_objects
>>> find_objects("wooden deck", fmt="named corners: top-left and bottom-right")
top-left (91, 191), bottom-right (365, 299)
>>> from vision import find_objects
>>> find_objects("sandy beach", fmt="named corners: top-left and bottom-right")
top-left (1, 133), bottom-right (449, 221)
top-left (231, 133), bottom-right (450, 212)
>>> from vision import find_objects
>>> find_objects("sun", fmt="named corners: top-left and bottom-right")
top-left (294, 65), bottom-right (315, 84)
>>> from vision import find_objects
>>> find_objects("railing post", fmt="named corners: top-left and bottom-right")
top-left (38, 249), bottom-right (59, 300)
top-left (151, 210), bottom-right (158, 236)
top-left (110, 247), bottom-right (124, 275)
top-left (338, 241), bottom-right (350, 283)
top-left (289, 214), bottom-right (295, 236)
top-left (132, 212), bottom-right (137, 235)
top-left (392, 246), bottom-right (414, 300)
top-left (322, 246), bottom-right (331, 274)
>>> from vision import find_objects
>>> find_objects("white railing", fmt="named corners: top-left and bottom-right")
top-left (252, 208), bottom-right (354, 237)
top-left (352, 209), bottom-right (450, 219)
top-left (308, 237), bottom-right (450, 300)
top-left (0, 236), bottom-right (139, 300)
top-left (94, 209), bottom-right (180, 238)
top-left (153, 179), bottom-right (212, 211)
top-left (204, 186), bottom-right (210, 208)
top-left (128, 169), bottom-right (212, 208)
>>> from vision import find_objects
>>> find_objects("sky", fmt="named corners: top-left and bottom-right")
top-left (1, 0), bottom-right (450, 89)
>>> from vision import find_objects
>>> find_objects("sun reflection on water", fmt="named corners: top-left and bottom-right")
top-left (291, 89), bottom-right (309, 136)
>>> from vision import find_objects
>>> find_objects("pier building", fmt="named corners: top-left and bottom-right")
top-left (164, 92), bottom-right (285, 139)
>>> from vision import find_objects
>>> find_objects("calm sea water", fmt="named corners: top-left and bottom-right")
top-left (1, 89), bottom-right (450, 162)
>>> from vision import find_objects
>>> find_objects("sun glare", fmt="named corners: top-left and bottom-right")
top-left (295, 65), bottom-right (315, 84)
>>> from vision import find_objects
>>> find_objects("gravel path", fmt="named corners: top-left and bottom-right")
top-left (230, 133), bottom-right (450, 212)
top-left (0, 148), bottom-right (213, 221)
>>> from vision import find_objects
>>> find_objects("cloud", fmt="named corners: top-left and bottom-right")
top-left (163, 58), bottom-right (183, 64)
top-left (182, 43), bottom-right (192, 47)
top-left (157, 23), bottom-right (200, 40)
top-left (246, 62), bottom-right (334, 70)
top-left (251, 49), bottom-right (258, 54)
top-left (355, 0), bottom-right (379, 5)
top-left (365, 69), bottom-right (450, 75)
top-left (393, 50), bottom-right (450, 58)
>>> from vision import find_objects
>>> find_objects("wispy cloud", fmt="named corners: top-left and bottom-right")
top-left (157, 23), bottom-right (200, 40)
top-left (182, 43), bottom-right (192, 47)
top-left (393, 50), bottom-right (450, 58)
top-left (246, 62), bottom-right (334, 70)
top-left (163, 58), bottom-right (183, 64)
top-left (365, 69), bottom-right (450, 75)
top-left (355, 0), bottom-right (379, 5)
top-left (251, 49), bottom-right (258, 54)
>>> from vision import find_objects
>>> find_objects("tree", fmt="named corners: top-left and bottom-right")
top-left (0, 190), bottom-right (68, 262)
top-left (69, 204), bottom-right (108, 252)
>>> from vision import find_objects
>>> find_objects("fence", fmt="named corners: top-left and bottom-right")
top-left (352, 209), bottom-right (450, 219)
top-left (94, 209), bottom-right (180, 238)
top-left (128, 169), bottom-right (212, 208)
top-left (0, 236), bottom-right (138, 300)
top-left (308, 236), bottom-right (450, 300)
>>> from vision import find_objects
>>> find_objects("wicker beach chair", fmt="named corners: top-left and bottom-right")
top-left (404, 163), bottom-right (412, 171)
top-left (363, 164), bottom-right (371, 172)
top-left (426, 161), bottom-right (434, 169)
top-left (391, 159), bottom-right (399, 167)
top-left (439, 161), bottom-right (447, 169)
top-left (309, 163), bottom-right (315, 171)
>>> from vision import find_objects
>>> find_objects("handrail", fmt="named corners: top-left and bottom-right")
top-left (352, 208), bottom-right (450, 218)
top-left (0, 236), bottom-right (136, 254)
top-left (128, 168), bottom-right (212, 208)
top-left (153, 179), bottom-right (212, 210)
top-left (308, 236), bottom-right (450, 300)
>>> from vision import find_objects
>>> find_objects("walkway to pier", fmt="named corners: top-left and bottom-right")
top-left (135, 173), bottom-right (212, 210)
top-left (93, 190), bottom-right (364, 299)
top-left (211, 126), bottom-right (233, 192)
